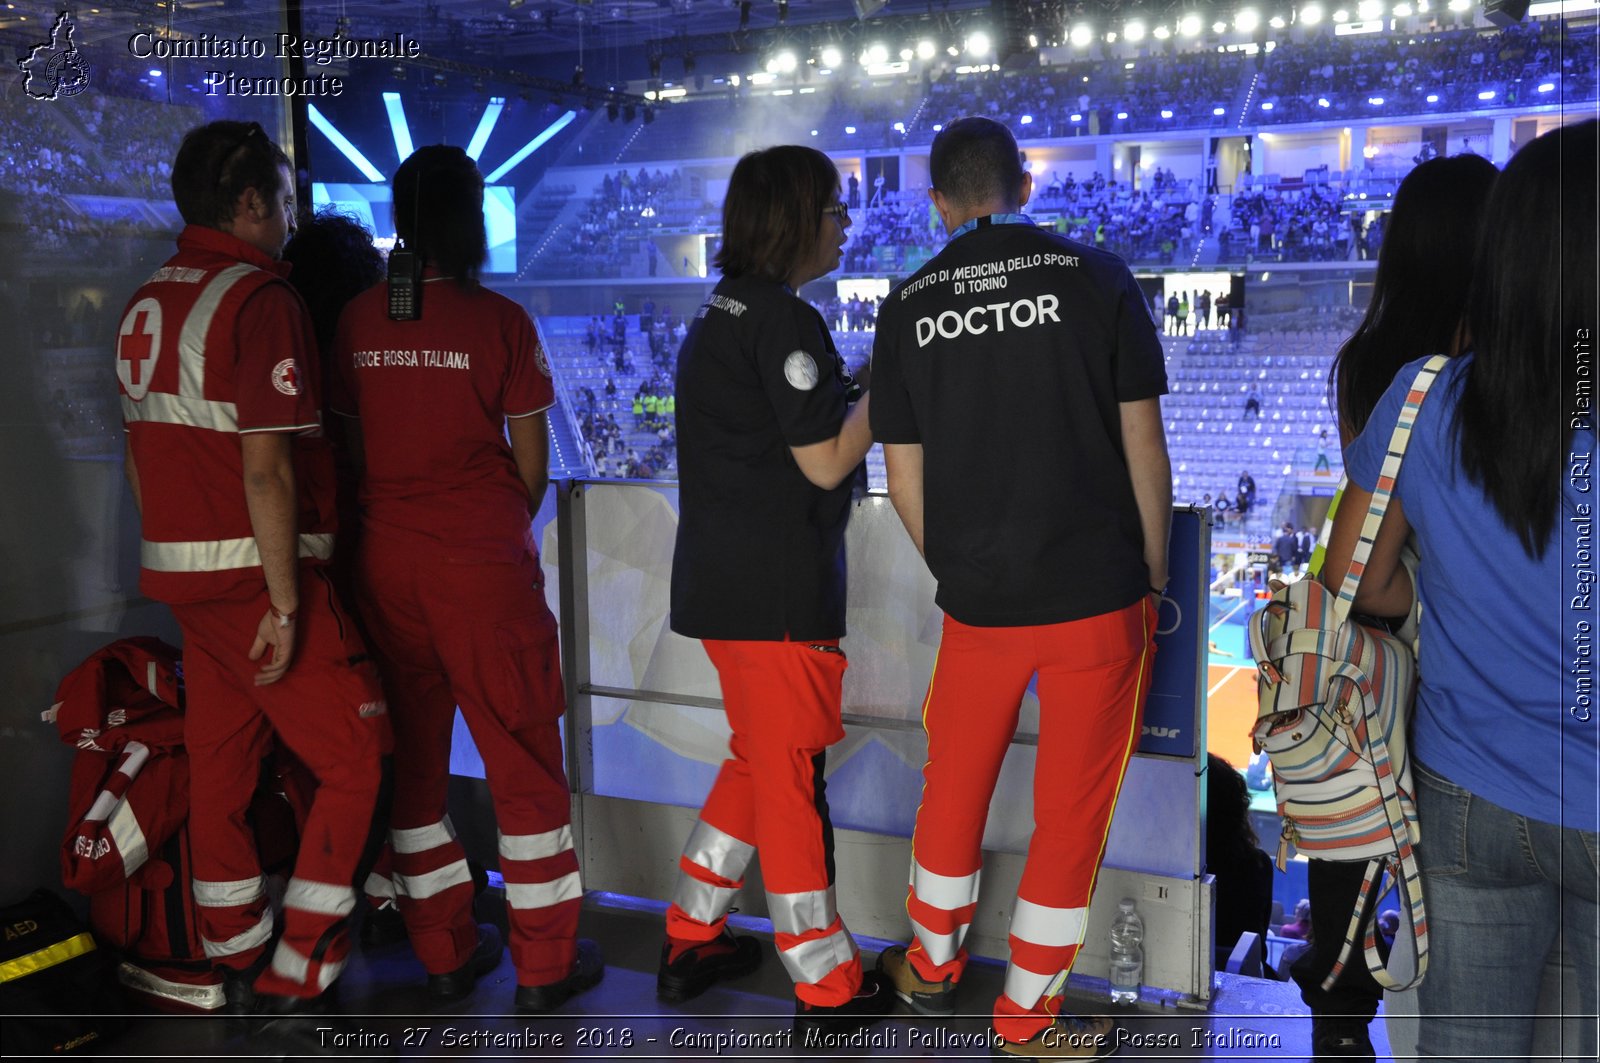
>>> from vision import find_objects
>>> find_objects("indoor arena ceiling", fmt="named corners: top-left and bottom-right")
top-left (295, 1), bottom-right (996, 60)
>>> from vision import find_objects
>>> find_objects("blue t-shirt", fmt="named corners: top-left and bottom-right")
top-left (1345, 355), bottom-right (1597, 832)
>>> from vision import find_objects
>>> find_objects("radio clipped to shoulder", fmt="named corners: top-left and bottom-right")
top-left (387, 243), bottom-right (422, 321)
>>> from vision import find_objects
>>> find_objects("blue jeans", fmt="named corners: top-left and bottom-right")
top-left (1414, 760), bottom-right (1599, 1062)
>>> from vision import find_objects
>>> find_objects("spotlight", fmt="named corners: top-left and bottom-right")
top-left (1269, 15), bottom-right (1286, 26)
top-left (1234, 9), bottom-right (1260, 31)
top-left (1069, 23), bottom-right (1093, 46)
top-left (1212, 105), bottom-right (1226, 115)
top-left (1213, 20), bottom-right (1227, 33)
top-left (1161, 108), bottom-right (1173, 117)
top-left (863, 43), bottom-right (889, 64)
top-left (1154, 24), bottom-right (1172, 38)
top-left (1447, 0), bottom-right (1469, 7)
top-left (1357, 0), bottom-right (1383, 16)
top-left (771, 50), bottom-right (797, 73)
top-left (1125, 20), bottom-right (1146, 40)
top-left (820, 45), bottom-right (843, 67)
top-left (916, 39), bottom-right (936, 59)
top-left (965, 31), bottom-right (991, 56)
top-left (1300, 3), bottom-right (1325, 22)
top-left (1393, 2), bottom-right (1412, 12)
top-left (1179, 13), bottom-right (1203, 35)
top-left (1426, 92), bottom-right (1439, 101)
top-left (900, 48), bottom-right (913, 60)
top-left (1332, 8), bottom-right (1349, 19)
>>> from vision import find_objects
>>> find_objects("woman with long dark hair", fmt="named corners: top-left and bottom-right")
top-left (662, 144), bottom-right (889, 1032)
top-left (333, 145), bottom-right (601, 1011)
top-left (1323, 120), bottom-right (1598, 1062)
top-left (1300, 153), bottom-right (1498, 1060)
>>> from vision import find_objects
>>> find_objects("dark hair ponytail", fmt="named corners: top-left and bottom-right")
top-left (393, 145), bottom-right (486, 287)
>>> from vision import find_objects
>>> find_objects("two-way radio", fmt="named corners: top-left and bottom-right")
top-left (386, 164), bottom-right (425, 321)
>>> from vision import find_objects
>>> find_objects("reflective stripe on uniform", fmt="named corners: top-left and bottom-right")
top-left (777, 926), bottom-right (858, 986)
top-left (767, 886), bottom-right (838, 937)
top-left (1003, 958), bottom-right (1059, 1009)
top-left (141, 533), bottom-right (333, 574)
top-left (498, 825), bottom-right (573, 862)
top-left (122, 391), bottom-right (239, 433)
top-left (284, 878), bottom-right (357, 919)
top-left (389, 817), bottom-right (456, 855)
top-left (363, 872), bottom-right (396, 901)
top-left (672, 875), bottom-right (740, 926)
top-left (107, 800), bottom-right (149, 876)
top-left (116, 960), bottom-right (227, 1011)
top-left (911, 919), bottom-right (965, 967)
top-left (911, 860), bottom-right (981, 911)
top-left (194, 875), bottom-right (266, 908)
top-left (179, 264), bottom-right (257, 400)
top-left (1010, 898), bottom-right (1086, 949)
top-left (393, 860), bottom-right (472, 901)
top-left (270, 938), bottom-right (344, 992)
top-left (202, 909), bottom-right (273, 959)
top-left (505, 871), bottom-right (583, 911)
top-left (681, 819), bottom-right (755, 879)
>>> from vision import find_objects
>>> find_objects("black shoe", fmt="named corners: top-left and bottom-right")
top-left (219, 966), bottom-right (258, 1017)
top-left (657, 929), bottom-right (763, 1003)
top-left (1311, 1015), bottom-right (1376, 1062)
top-left (242, 992), bottom-right (350, 1060)
top-left (513, 939), bottom-right (604, 1013)
top-left (793, 968), bottom-right (895, 1044)
top-left (427, 924), bottom-right (503, 1001)
top-left (358, 904), bottom-right (408, 949)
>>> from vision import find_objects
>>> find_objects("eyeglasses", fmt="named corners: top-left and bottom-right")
top-left (822, 202), bottom-right (850, 219)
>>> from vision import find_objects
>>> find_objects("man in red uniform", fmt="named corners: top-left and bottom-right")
top-left (870, 117), bottom-right (1171, 1060)
top-left (114, 121), bottom-right (388, 1028)
top-left (332, 145), bottom-right (601, 1010)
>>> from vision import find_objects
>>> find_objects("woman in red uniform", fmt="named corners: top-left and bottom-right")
top-left (661, 145), bottom-right (887, 1033)
top-left (332, 145), bottom-right (600, 1010)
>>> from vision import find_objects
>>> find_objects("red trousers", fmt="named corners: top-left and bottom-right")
top-left (905, 598), bottom-right (1157, 1042)
top-left (174, 568), bottom-right (388, 999)
top-left (665, 639), bottom-right (864, 1006)
top-left (357, 539), bottom-right (579, 987)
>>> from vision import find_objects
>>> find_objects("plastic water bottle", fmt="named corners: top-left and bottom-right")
top-left (1108, 897), bottom-right (1145, 1005)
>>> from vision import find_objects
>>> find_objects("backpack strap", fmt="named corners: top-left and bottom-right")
top-left (1330, 354), bottom-right (1450, 626)
top-left (1317, 665), bottom-right (1430, 992)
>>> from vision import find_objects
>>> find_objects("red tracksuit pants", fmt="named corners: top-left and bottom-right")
top-left (174, 568), bottom-right (389, 999)
top-left (357, 540), bottom-right (580, 987)
top-left (904, 598), bottom-right (1157, 1042)
top-left (665, 639), bottom-right (864, 1007)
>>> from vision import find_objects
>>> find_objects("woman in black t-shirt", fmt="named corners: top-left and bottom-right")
top-left (659, 146), bottom-right (886, 1032)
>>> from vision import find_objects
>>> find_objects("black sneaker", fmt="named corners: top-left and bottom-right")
top-left (427, 924), bottom-right (503, 1001)
top-left (219, 966), bottom-right (258, 1017)
top-left (792, 968), bottom-right (895, 1044)
top-left (1311, 1015), bottom-right (1376, 1062)
top-left (658, 929), bottom-right (764, 1003)
top-left (358, 903), bottom-right (408, 949)
top-left (513, 939), bottom-right (605, 1013)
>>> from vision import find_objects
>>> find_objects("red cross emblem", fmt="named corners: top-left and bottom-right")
top-left (117, 299), bottom-right (162, 399)
top-left (271, 358), bottom-right (300, 396)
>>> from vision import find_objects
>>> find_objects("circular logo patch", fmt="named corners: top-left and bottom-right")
top-left (271, 358), bottom-right (300, 396)
top-left (783, 350), bottom-right (819, 391)
top-left (534, 341), bottom-right (553, 379)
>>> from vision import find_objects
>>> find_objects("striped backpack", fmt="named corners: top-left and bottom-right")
top-left (1247, 353), bottom-right (1447, 992)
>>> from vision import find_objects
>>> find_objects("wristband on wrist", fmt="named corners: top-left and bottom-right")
top-left (1149, 584), bottom-right (1167, 596)
top-left (270, 605), bottom-right (297, 628)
